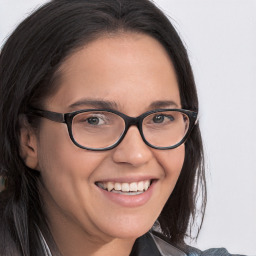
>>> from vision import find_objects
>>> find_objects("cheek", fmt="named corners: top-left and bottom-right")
top-left (156, 145), bottom-right (185, 178)
top-left (154, 144), bottom-right (185, 197)
top-left (37, 122), bottom-right (102, 173)
top-left (146, 145), bottom-right (185, 222)
top-left (36, 124), bottom-right (106, 204)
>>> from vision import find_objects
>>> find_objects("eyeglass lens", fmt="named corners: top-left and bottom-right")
top-left (71, 110), bottom-right (189, 149)
top-left (142, 111), bottom-right (189, 148)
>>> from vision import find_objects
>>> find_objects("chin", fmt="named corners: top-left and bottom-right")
top-left (99, 216), bottom-right (155, 240)
top-left (108, 227), bottom-right (150, 240)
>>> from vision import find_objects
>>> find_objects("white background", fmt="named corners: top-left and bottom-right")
top-left (0, 0), bottom-right (255, 255)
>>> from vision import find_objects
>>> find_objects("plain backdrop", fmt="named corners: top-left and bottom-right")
top-left (0, 0), bottom-right (255, 255)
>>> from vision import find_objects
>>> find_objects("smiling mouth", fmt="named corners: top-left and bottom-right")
top-left (95, 180), bottom-right (153, 195)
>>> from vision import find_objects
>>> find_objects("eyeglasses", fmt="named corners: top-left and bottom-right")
top-left (27, 108), bottom-right (198, 151)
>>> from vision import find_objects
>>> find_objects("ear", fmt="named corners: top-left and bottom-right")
top-left (19, 115), bottom-right (39, 170)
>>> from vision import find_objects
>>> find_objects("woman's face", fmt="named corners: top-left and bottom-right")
top-left (28, 33), bottom-right (185, 241)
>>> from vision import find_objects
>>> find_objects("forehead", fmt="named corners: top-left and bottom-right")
top-left (46, 32), bottom-right (180, 114)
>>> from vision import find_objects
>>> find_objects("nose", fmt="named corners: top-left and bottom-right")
top-left (112, 126), bottom-right (153, 167)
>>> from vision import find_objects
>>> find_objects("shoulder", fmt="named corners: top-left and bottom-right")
top-left (148, 231), bottom-right (247, 256)
top-left (186, 246), bottom-right (247, 256)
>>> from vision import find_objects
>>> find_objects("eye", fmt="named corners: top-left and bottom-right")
top-left (87, 116), bottom-right (103, 125)
top-left (152, 114), bottom-right (174, 123)
top-left (76, 113), bottom-right (108, 126)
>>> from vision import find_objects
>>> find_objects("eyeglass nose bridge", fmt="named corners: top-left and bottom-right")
top-left (126, 116), bottom-right (140, 126)
top-left (123, 116), bottom-right (142, 133)
top-left (118, 116), bottom-right (145, 144)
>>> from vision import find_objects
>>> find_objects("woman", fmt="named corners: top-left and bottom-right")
top-left (0, 0), bottom-right (245, 255)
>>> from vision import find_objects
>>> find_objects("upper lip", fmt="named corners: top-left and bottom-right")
top-left (95, 176), bottom-right (158, 184)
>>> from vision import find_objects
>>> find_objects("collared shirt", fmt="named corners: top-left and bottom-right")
top-left (130, 232), bottom-right (246, 256)
top-left (39, 230), bottom-right (246, 256)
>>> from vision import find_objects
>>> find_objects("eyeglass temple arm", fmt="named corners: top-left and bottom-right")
top-left (187, 110), bottom-right (199, 125)
top-left (28, 109), bottom-right (65, 123)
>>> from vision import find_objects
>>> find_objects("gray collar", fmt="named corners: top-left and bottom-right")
top-left (38, 228), bottom-right (53, 256)
top-left (150, 233), bottom-right (187, 256)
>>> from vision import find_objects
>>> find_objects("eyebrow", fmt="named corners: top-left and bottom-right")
top-left (68, 98), bottom-right (179, 111)
top-left (68, 98), bottom-right (119, 110)
top-left (149, 100), bottom-right (179, 109)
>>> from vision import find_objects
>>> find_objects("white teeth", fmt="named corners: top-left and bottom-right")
top-left (144, 180), bottom-right (150, 190)
top-left (107, 182), bottom-right (114, 192)
top-left (114, 183), bottom-right (121, 191)
top-left (137, 181), bottom-right (144, 191)
top-left (97, 180), bottom-right (152, 193)
top-left (121, 183), bottom-right (130, 192)
top-left (130, 182), bottom-right (137, 192)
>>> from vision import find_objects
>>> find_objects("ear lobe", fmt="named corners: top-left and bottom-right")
top-left (19, 117), bottom-right (39, 170)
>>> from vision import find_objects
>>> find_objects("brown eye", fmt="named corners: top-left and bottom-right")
top-left (87, 117), bottom-right (100, 125)
top-left (152, 114), bottom-right (174, 123)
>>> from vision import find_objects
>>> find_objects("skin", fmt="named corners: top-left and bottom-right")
top-left (20, 32), bottom-right (185, 256)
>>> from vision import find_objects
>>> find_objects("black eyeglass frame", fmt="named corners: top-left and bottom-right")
top-left (26, 108), bottom-right (198, 151)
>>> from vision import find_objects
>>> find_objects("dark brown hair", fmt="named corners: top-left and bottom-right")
top-left (0, 0), bottom-right (206, 255)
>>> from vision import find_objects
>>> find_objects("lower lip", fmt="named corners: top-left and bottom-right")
top-left (95, 180), bottom-right (157, 207)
